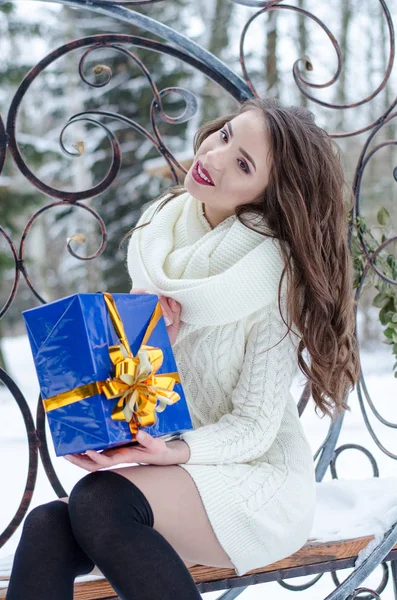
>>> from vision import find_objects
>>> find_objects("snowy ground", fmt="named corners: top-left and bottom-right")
top-left (0, 333), bottom-right (396, 599)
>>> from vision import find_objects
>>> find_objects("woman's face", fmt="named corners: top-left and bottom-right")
top-left (184, 108), bottom-right (272, 228)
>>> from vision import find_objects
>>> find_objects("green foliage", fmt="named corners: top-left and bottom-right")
top-left (0, 4), bottom-right (50, 332)
top-left (0, 2), bottom-right (15, 16)
top-left (72, 2), bottom-right (196, 292)
top-left (0, 185), bottom-right (41, 233)
top-left (352, 207), bottom-right (397, 376)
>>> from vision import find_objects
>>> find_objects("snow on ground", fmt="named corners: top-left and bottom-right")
top-left (0, 333), bottom-right (396, 598)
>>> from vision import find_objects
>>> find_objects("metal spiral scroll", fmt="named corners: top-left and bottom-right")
top-left (0, 1), bottom-right (396, 599)
top-left (233, 0), bottom-right (397, 598)
top-left (0, 19), bottom-right (252, 553)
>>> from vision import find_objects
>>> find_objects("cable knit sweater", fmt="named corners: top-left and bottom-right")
top-left (127, 191), bottom-right (316, 576)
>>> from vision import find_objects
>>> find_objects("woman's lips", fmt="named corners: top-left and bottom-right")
top-left (192, 161), bottom-right (215, 186)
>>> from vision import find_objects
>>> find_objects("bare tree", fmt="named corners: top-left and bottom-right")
top-left (265, 8), bottom-right (280, 97)
top-left (334, 0), bottom-right (352, 130)
top-left (296, 0), bottom-right (308, 108)
top-left (200, 0), bottom-right (236, 124)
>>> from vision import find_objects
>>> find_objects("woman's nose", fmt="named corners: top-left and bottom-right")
top-left (205, 148), bottom-right (226, 172)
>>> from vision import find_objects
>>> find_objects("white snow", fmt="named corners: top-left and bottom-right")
top-left (0, 332), bottom-right (396, 598)
top-left (1, 2), bottom-right (397, 596)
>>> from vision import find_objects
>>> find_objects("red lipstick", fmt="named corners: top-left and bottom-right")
top-left (192, 161), bottom-right (215, 186)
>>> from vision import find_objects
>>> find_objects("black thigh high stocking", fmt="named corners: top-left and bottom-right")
top-left (66, 470), bottom-right (201, 600)
top-left (7, 470), bottom-right (201, 599)
top-left (6, 500), bottom-right (94, 600)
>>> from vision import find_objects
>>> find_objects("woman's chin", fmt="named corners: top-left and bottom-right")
top-left (183, 175), bottom-right (197, 197)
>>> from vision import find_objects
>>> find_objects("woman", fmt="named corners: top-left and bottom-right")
top-left (6, 97), bottom-right (359, 599)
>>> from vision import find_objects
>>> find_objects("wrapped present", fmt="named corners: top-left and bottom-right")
top-left (22, 292), bottom-right (193, 456)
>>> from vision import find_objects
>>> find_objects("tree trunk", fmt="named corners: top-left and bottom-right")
top-left (335, 0), bottom-right (352, 130)
top-left (200, 0), bottom-right (235, 124)
top-left (297, 0), bottom-right (308, 108)
top-left (265, 9), bottom-right (280, 97)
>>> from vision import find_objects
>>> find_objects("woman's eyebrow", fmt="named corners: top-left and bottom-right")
top-left (226, 121), bottom-right (257, 171)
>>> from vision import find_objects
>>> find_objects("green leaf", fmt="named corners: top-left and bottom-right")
top-left (373, 293), bottom-right (391, 308)
top-left (377, 289), bottom-right (396, 307)
top-left (377, 207), bottom-right (390, 226)
top-left (387, 296), bottom-right (397, 312)
top-left (379, 308), bottom-right (390, 325)
top-left (386, 254), bottom-right (396, 268)
top-left (379, 307), bottom-right (397, 325)
top-left (384, 328), bottom-right (394, 339)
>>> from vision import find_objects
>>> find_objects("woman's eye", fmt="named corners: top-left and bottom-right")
top-left (238, 159), bottom-right (249, 173)
top-left (220, 129), bottom-right (250, 174)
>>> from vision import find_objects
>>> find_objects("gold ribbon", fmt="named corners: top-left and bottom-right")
top-left (43, 292), bottom-right (181, 438)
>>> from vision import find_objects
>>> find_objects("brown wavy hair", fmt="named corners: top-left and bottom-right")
top-left (122, 97), bottom-right (360, 419)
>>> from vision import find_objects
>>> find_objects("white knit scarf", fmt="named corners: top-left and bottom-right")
top-left (127, 191), bottom-right (286, 327)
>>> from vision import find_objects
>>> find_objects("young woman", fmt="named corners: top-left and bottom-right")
top-left (6, 97), bottom-right (359, 600)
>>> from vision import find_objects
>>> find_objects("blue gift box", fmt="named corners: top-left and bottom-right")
top-left (22, 293), bottom-right (193, 456)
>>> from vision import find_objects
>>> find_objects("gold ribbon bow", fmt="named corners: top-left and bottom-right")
top-left (43, 292), bottom-right (181, 438)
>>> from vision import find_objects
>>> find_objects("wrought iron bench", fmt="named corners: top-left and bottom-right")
top-left (1, 0), bottom-right (397, 598)
top-left (1, 535), bottom-right (391, 599)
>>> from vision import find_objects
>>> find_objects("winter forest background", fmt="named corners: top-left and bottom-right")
top-left (0, 0), bottom-right (396, 357)
top-left (1, 1), bottom-right (397, 597)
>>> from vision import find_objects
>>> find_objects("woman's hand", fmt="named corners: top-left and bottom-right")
top-left (63, 431), bottom-right (190, 472)
top-left (130, 288), bottom-right (181, 345)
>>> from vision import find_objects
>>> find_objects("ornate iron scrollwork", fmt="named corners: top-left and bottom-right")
top-left (0, 2), bottom-right (396, 599)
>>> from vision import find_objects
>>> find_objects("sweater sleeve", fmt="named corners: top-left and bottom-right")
top-left (178, 311), bottom-right (298, 465)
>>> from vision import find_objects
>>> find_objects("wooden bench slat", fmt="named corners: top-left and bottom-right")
top-left (189, 534), bottom-right (382, 584)
top-left (1, 535), bottom-right (395, 600)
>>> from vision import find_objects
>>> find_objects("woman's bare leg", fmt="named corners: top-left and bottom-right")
top-left (111, 464), bottom-right (234, 570)
top-left (59, 464), bottom-right (233, 571)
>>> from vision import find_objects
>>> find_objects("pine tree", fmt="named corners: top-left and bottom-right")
top-left (55, 1), bottom-right (202, 292)
top-left (0, 1), bottom-right (61, 367)
top-left (1, 0), bottom-right (243, 308)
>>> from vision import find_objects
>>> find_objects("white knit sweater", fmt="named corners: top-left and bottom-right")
top-left (127, 191), bottom-right (316, 576)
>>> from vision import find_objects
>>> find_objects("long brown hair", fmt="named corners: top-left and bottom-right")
top-left (122, 97), bottom-right (360, 419)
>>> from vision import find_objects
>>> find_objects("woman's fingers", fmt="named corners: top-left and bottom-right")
top-left (101, 446), bottom-right (132, 459)
top-left (62, 433), bottom-right (170, 469)
top-left (129, 289), bottom-right (180, 315)
top-left (135, 430), bottom-right (168, 454)
top-left (169, 298), bottom-right (181, 319)
top-left (64, 450), bottom-right (118, 471)
top-left (158, 297), bottom-right (173, 325)
top-left (159, 296), bottom-right (181, 325)
top-left (128, 289), bottom-right (181, 330)
top-left (64, 453), bottom-right (101, 472)
top-left (85, 450), bottom-right (115, 467)
top-left (161, 298), bottom-right (181, 345)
